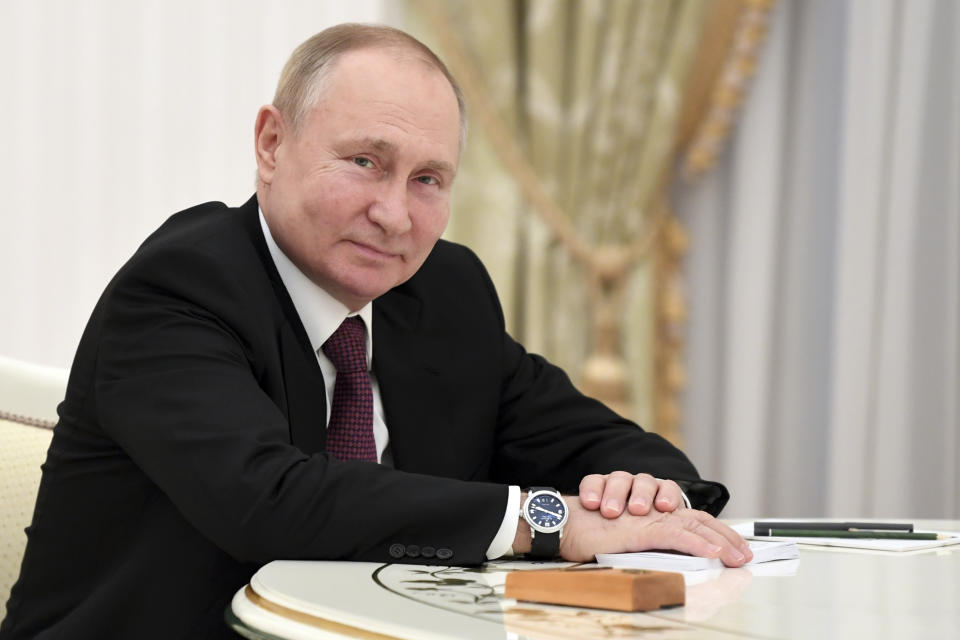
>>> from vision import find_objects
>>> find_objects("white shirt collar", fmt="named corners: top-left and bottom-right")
top-left (258, 209), bottom-right (373, 368)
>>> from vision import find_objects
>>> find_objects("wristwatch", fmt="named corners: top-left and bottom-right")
top-left (520, 487), bottom-right (568, 558)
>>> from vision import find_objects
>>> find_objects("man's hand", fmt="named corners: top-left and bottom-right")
top-left (579, 472), bottom-right (685, 517)
top-left (558, 497), bottom-right (752, 565)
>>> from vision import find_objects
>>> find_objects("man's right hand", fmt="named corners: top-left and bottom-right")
top-left (557, 496), bottom-right (751, 566)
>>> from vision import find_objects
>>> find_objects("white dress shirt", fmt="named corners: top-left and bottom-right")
top-left (258, 211), bottom-right (519, 558)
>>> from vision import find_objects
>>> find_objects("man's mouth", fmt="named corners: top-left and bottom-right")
top-left (347, 239), bottom-right (398, 260)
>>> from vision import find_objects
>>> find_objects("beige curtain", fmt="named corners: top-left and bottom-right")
top-left (404, 0), bottom-right (769, 439)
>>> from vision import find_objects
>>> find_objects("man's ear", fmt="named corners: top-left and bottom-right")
top-left (254, 105), bottom-right (286, 185)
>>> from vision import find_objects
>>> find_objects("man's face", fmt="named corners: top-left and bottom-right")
top-left (256, 47), bottom-right (461, 311)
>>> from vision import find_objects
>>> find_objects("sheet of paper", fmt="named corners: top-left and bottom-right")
top-left (732, 521), bottom-right (960, 552)
top-left (595, 539), bottom-right (798, 572)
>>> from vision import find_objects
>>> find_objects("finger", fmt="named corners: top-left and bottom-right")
top-left (672, 511), bottom-right (752, 566)
top-left (650, 479), bottom-right (684, 513)
top-left (675, 509), bottom-right (753, 561)
top-left (579, 475), bottom-right (606, 510)
top-left (704, 515), bottom-right (754, 562)
top-left (628, 513), bottom-right (742, 565)
top-left (599, 471), bottom-right (639, 518)
top-left (625, 474), bottom-right (659, 515)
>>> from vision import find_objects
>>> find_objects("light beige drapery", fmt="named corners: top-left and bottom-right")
top-left (405, 0), bottom-right (772, 442)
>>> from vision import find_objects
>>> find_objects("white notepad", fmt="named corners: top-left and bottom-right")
top-left (595, 539), bottom-right (799, 572)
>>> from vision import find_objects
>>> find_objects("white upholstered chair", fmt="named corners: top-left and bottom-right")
top-left (0, 355), bottom-right (68, 621)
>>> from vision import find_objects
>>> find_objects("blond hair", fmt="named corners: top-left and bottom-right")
top-left (274, 23), bottom-right (466, 148)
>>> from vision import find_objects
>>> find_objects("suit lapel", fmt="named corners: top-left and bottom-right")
top-left (280, 325), bottom-right (327, 454)
top-left (238, 196), bottom-right (328, 454)
top-left (373, 288), bottom-right (452, 472)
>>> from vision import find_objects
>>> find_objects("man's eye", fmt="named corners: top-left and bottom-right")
top-left (353, 157), bottom-right (373, 168)
top-left (415, 175), bottom-right (438, 185)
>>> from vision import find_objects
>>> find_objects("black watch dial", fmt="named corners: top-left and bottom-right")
top-left (526, 492), bottom-right (566, 532)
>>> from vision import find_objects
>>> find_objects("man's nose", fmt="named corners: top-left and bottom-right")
top-left (367, 178), bottom-right (412, 235)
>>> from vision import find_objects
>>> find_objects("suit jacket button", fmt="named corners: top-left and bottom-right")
top-left (436, 548), bottom-right (453, 561)
top-left (405, 544), bottom-right (421, 558)
top-left (421, 546), bottom-right (436, 559)
top-left (389, 543), bottom-right (405, 559)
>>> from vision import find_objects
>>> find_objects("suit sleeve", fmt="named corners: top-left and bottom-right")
top-left (455, 249), bottom-right (730, 515)
top-left (94, 245), bottom-right (505, 565)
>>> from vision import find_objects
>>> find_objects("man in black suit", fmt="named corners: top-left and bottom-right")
top-left (1, 24), bottom-right (749, 639)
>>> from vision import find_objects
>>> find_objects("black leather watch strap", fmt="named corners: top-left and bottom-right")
top-left (529, 529), bottom-right (560, 558)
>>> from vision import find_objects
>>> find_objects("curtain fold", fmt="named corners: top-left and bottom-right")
top-left (678, 0), bottom-right (960, 518)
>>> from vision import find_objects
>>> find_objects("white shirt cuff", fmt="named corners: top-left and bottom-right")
top-left (485, 485), bottom-right (521, 559)
top-left (681, 489), bottom-right (691, 509)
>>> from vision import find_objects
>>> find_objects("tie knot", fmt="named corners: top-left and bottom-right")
top-left (321, 316), bottom-right (367, 374)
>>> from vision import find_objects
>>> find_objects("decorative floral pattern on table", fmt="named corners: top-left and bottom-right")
top-left (373, 560), bottom-right (693, 639)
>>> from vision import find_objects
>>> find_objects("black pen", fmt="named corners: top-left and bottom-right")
top-left (754, 521), bottom-right (914, 536)
top-left (768, 529), bottom-right (947, 540)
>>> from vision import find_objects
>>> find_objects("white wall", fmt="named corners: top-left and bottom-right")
top-left (0, 0), bottom-right (393, 368)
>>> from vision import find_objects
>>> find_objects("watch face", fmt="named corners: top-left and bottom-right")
top-left (525, 492), bottom-right (567, 532)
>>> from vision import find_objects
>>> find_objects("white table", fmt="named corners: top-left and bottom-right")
top-left (228, 519), bottom-right (960, 639)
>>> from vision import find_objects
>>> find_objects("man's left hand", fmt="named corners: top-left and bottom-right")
top-left (579, 472), bottom-right (684, 518)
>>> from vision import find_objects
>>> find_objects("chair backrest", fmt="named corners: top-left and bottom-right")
top-left (0, 355), bottom-right (69, 622)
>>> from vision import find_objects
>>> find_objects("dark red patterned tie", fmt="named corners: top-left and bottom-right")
top-left (321, 316), bottom-right (376, 462)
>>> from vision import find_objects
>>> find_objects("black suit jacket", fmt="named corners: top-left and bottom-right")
top-left (1, 196), bottom-right (727, 639)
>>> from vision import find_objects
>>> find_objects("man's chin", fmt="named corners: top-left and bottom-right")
top-left (336, 273), bottom-right (409, 307)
